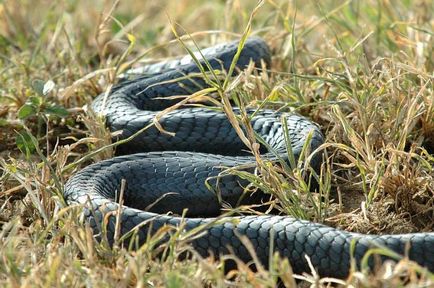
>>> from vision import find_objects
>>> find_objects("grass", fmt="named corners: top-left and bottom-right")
top-left (0, 0), bottom-right (433, 286)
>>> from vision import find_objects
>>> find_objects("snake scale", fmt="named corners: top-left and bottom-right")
top-left (64, 37), bottom-right (434, 278)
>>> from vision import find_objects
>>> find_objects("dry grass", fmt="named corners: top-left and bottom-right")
top-left (0, 0), bottom-right (433, 287)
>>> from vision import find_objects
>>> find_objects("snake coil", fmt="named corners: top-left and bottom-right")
top-left (64, 37), bottom-right (434, 278)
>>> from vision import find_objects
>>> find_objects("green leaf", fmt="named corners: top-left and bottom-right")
top-left (17, 103), bottom-right (37, 119)
top-left (29, 96), bottom-right (43, 107)
top-left (44, 105), bottom-right (69, 117)
top-left (6, 164), bottom-right (17, 174)
top-left (16, 130), bottom-right (37, 158)
top-left (32, 79), bottom-right (45, 96)
top-left (0, 118), bottom-right (8, 126)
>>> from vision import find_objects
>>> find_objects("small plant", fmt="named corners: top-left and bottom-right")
top-left (15, 79), bottom-right (68, 156)
top-left (17, 79), bottom-right (67, 120)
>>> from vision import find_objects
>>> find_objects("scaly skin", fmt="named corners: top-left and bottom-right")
top-left (64, 37), bottom-right (434, 278)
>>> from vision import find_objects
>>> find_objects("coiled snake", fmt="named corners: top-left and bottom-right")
top-left (64, 37), bottom-right (434, 278)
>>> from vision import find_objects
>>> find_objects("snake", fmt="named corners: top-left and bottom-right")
top-left (64, 37), bottom-right (434, 278)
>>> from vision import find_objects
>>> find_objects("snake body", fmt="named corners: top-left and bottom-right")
top-left (64, 37), bottom-right (434, 278)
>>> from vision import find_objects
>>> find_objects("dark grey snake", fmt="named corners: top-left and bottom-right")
top-left (64, 37), bottom-right (434, 278)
